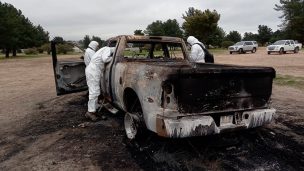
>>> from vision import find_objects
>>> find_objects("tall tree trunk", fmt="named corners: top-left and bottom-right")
top-left (5, 48), bottom-right (9, 58)
top-left (13, 48), bottom-right (17, 57)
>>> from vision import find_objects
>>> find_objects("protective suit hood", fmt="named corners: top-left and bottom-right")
top-left (110, 47), bottom-right (116, 56)
top-left (187, 36), bottom-right (200, 46)
top-left (88, 41), bottom-right (99, 51)
top-left (187, 36), bottom-right (205, 63)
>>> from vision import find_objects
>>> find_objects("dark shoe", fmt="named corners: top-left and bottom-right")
top-left (85, 112), bottom-right (98, 121)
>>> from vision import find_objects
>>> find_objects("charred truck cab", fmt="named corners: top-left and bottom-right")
top-left (51, 35), bottom-right (276, 139)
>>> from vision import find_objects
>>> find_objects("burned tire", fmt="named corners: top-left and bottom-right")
top-left (294, 47), bottom-right (299, 53)
top-left (279, 48), bottom-right (284, 55)
top-left (123, 89), bottom-right (144, 139)
top-left (252, 48), bottom-right (256, 53)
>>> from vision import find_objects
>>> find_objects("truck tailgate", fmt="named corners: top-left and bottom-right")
top-left (168, 64), bottom-right (275, 113)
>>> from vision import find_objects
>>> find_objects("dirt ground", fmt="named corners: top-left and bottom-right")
top-left (0, 48), bottom-right (304, 171)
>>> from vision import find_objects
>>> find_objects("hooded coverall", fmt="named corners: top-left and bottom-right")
top-left (187, 36), bottom-right (206, 63)
top-left (85, 46), bottom-right (112, 113)
top-left (84, 41), bottom-right (99, 66)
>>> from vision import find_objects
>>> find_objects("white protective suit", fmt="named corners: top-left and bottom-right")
top-left (84, 41), bottom-right (99, 66)
top-left (187, 36), bottom-right (205, 63)
top-left (85, 46), bottom-right (113, 112)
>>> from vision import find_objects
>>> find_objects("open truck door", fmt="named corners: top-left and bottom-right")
top-left (51, 41), bottom-right (87, 95)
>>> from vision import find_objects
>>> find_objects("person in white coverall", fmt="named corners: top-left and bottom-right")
top-left (187, 36), bottom-right (206, 63)
top-left (84, 41), bottom-right (99, 66)
top-left (85, 46), bottom-right (113, 121)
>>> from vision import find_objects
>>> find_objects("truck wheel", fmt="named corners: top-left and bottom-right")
top-left (123, 89), bottom-right (144, 139)
top-left (238, 48), bottom-right (244, 54)
top-left (229, 51), bottom-right (232, 54)
top-left (268, 51), bottom-right (271, 55)
top-left (279, 48), bottom-right (284, 55)
top-left (124, 112), bottom-right (141, 140)
top-left (252, 48), bottom-right (256, 53)
top-left (294, 47), bottom-right (299, 53)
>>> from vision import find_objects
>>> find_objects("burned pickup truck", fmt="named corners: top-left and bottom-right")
top-left (51, 35), bottom-right (276, 139)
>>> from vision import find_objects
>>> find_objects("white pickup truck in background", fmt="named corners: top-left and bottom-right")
top-left (267, 40), bottom-right (302, 54)
top-left (295, 40), bottom-right (302, 49)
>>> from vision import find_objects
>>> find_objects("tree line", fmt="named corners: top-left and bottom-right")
top-left (0, 2), bottom-right (49, 57)
top-left (2, 0), bottom-right (303, 57)
top-left (132, 0), bottom-right (303, 48)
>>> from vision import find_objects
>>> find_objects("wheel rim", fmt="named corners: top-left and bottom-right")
top-left (124, 113), bottom-right (138, 139)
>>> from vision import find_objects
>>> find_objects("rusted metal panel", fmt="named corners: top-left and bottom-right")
top-left (155, 108), bottom-right (275, 138)
top-left (242, 109), bottom-right (276, 128)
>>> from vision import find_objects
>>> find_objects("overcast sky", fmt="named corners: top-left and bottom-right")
top-left (3, 0), bottom-right (282, 41)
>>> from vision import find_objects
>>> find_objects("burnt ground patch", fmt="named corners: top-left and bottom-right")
top-left (1, 92), bottom-right (304, 170)
top-left (127, 128), bottom-right (304, 171)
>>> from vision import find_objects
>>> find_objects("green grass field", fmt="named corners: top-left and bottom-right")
top-left (209, 48), bottom-right (227, 55)
top-left (0, 53), bottom-right (49, 60)
top-left (0, 52), bottom-right (83, 60)
top-left (274, 74), bottom-right (304, 91)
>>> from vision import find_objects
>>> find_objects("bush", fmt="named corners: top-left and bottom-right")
top-left (221, 41), bottom-right (234, 48)
top-left (37, 47), bottom-right (44, 53)
top-left (41, 43), bottom-right (51, 54)
top-left (57, 44), bottom-right (73, 54)
top-left (24, 48), bottom-right (38, 55)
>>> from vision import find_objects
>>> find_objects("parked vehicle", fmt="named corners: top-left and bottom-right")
top-left (51, 35), bottom-right (276, 139)
top-left (252, 41), bottom-right (258, 48)
top-left (267, 40), bottom-right (301, 54)
top-left (228, 41), bottom-right (258, 54)
top-left (295, 40), bottom-right (302, 50)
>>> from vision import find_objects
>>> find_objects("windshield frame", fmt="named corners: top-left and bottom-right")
top-left (121, 40), bottom-right (186, 61)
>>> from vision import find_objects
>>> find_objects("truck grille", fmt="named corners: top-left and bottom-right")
top-left (229, 47), bottom-right (235, 50)
top-left (268, 46), bottom-right (275, 50)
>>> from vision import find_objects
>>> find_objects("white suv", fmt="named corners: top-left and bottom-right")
top-left (228, 41), bottom-right (258, 54)
top-left (267, 40), bottom-right (301, 54)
